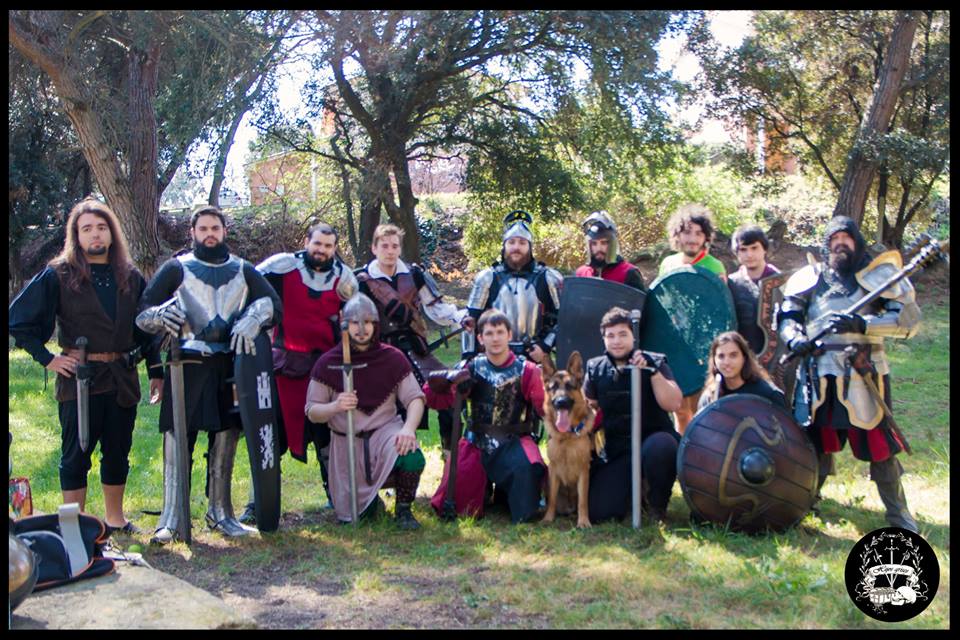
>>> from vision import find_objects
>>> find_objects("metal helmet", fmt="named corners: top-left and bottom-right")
top-left (582, 210), bottom-right (620, 265)
top-left (502, 209), bottom-right (534, 244)
top-left (342, 293), bottom-right (379, 325)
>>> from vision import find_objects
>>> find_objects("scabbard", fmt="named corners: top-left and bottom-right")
top-left (442, 393), bottom-right (464, 521)
top-left (75, 337), bottom-right (90, 453)
top-left (168, 342), bottom-right (193, 544)
top-left (861, 373), bottom-right (913, 455)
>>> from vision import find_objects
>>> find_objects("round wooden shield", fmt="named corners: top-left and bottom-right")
top-left (677, 393), bottom-right (818, 533)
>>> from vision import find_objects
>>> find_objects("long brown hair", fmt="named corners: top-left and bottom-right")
top-left (48, 198), bottom-right (135, 294)
top-left (702, 331), bottom-right (771, 400)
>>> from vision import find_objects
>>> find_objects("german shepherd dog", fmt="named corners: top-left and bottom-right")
top-left (541, 351), bottom-right (596, 528)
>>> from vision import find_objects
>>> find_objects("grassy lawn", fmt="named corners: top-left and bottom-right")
top-left (7, 300), bottom-right (949, 629)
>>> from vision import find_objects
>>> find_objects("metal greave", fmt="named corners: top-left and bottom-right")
top-left (155, 431), bottom-right (189, 537)
top-left (205, 429), bottom-right (256, 536)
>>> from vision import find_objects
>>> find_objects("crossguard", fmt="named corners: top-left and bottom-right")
top-left (328, 362), bottom-right (368, 372)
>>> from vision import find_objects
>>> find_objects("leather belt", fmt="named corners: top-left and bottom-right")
top-left (66, 349), bottom-right (123, 362)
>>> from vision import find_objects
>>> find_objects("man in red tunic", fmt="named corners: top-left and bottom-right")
top-left (574, 211), bottom-right (646, 292)
top-left (251, 223), bottom-right (357, 518)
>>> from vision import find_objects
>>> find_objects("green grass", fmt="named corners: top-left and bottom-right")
top-left (8, 300), bottom-right (949, 629)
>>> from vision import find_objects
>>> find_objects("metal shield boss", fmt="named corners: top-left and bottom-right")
top-left (555, 277), bottom-right (647, 367)
top-left (677, 394), bottom-right (819, 533)
top-left (234, 331), bottom-right (282, 532)
top-left (638, 266), bottom-right (737, 396)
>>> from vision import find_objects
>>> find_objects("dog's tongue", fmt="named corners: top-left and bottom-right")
top-left (556, 409), bottom-right (571, 432)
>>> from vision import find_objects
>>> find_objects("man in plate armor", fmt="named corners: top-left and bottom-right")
top-left (777, 216), bottom-right (921, 532)
top-left (136, 206), bottom-right (281, 543)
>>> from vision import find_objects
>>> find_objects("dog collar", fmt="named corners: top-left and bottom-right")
top-left (571, 420), bottom-right (588, 435)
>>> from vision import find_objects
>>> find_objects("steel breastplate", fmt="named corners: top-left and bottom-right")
top-left (176, 254), bottom-right (249, 354)
top-left (806, 277), bottom-right (887, 376)
top-left (490, 269), bottom-right (541, 342)
top-left (470, 356), bottom-right (527, 429)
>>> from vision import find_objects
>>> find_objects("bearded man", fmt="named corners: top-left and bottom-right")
top-left (305, 293), bottom-right (427, 530)
top-left (248, 223), bottom-right (357, 519)
top-left (136, 205), bottom-right (281, 543)
top-left (465, 209), bottom-right (563, 364)
top-left (574, 210), bottom-right (646, 292)
top-left (778, 215), bottom-right (921, 532)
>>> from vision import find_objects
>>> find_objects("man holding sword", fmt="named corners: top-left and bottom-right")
top-left (305, 293), bottom-right (427, 529)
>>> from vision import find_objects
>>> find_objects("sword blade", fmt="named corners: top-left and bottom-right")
top-left (168, 352), bottom-right (193, 544)
top-left (343, 369), bottom-right (360, 526)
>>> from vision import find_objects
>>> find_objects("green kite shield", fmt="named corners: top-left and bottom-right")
top-left (638, 266), bottom-right (736, 396)
top-left (555, 277), bottom-right (646, 368)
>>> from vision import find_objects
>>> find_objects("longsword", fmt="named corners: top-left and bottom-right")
top-left (329, 323), bottom-right (367, 526)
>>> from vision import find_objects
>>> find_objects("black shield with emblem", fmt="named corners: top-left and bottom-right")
top-left (677, 394), bottom-right (818, 533)
top-left (555, 277), bottom-right (646, 368)
top-left (638, 266), bottom-right (737, 396)
top-left (235, 331), bottom-right (282, 532)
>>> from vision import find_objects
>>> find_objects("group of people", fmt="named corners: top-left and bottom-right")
top-left (8, 196), bottom-right (922, 541)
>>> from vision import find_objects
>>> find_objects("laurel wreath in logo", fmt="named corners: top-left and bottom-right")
top-left (855, 531), bottom-right (929, 613)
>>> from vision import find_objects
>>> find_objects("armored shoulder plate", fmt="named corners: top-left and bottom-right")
top-left (782, 264), bottom-right (822, 299)
top-left (467, 268), bottom-right (495, 310)
top-left (336, 263), bottom-right (359, 301)
top-left (855, 250), bottom-right (911, 301)
top-left (256, 252), bottom-right (299, 276)
top-left (543, 266), bottom-right (563, 309)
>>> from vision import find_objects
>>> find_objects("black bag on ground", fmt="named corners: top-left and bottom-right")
top-left (12, 504), bottom-right (115, 591)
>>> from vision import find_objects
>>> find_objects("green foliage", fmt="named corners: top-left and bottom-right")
top-left (693, 10), bottom-right (950, 246)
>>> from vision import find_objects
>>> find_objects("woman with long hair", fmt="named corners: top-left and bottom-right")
top-left (698, 331), bottom-right (786, 411)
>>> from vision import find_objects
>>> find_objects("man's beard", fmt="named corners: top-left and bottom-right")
top-left (589, 253), bottom-right (607, 268)
top-left (829, 247), bottom-right (856, 275)
top-left (193, 238), bottom-right (229, 262)
top-left (682, 246), bottom-right (702, 258)
top-left (85, 245), bottom-right (108, 257)
top-left (505, 251), bottom-right (530, 270)
top-left (304, 252), bottom-right (334, 271)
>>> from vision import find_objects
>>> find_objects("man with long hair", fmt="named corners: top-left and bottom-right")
top-left (10, 198), bottom-right (163, 534)
top-left (698, 331), bottom-right (786, 410)
top-left (136, 205), bottom-right (281, 544)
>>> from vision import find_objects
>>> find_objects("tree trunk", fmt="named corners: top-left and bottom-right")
top-left (832, 11), bottom-right (920, 225)
top-left (356, 162), bottom-right (390, 265)
top-left (389, 146), bottom-right (422, 264)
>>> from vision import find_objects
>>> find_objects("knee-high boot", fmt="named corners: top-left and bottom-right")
top-left (871, 456), bottom-right (918, 533)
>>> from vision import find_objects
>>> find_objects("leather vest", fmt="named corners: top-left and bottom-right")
top-left (357, 270), bottom-right (429, 341)
top-left (175, 254), bottom-right (249, 354)
top-left (54, 265), bottom-right (141, 406)
top-left (469, 355), bottom-right (530, 434)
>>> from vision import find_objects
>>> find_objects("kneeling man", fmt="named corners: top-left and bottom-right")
top-left (426, 309), bottom-right (546, 524)
top-left (305, 294), bottom-right (426, 529)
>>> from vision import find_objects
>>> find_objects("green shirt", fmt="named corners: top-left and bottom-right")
top-left (658, 251), bottom-right (726, 279)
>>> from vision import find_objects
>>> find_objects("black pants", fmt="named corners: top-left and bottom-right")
top-left (588, 431), bottom-right (680, 523)
top-left (58, 392), bottom-right (137, 491)
top-left (481, 437), bottom-right (545, 524)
